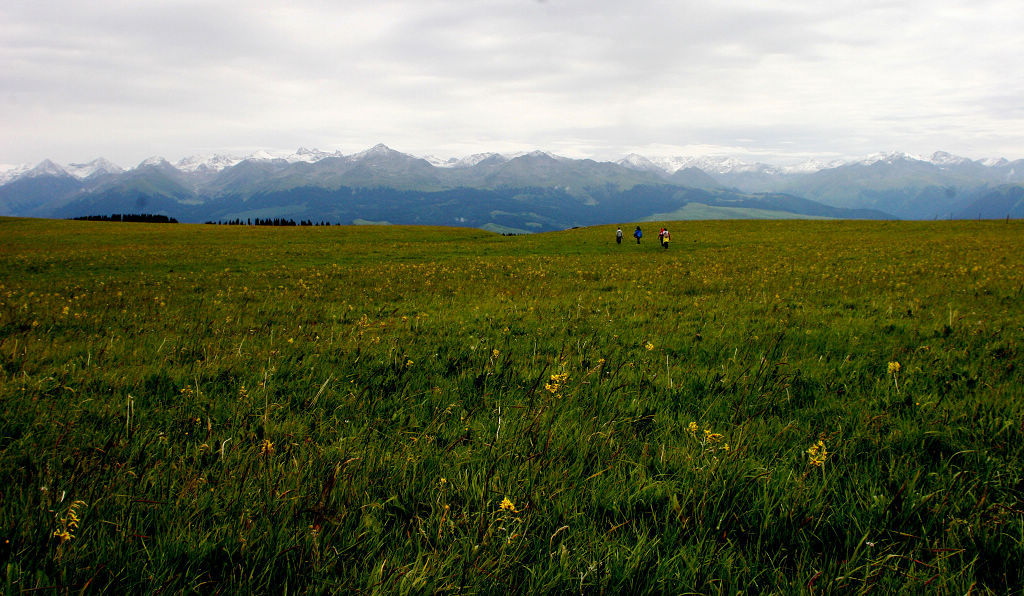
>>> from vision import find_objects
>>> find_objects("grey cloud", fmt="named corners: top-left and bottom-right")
top-left (0, 0), bottom-right (1021, 165)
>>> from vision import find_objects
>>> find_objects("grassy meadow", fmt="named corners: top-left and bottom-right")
top-left (1, 216), bottom-right (1023, 593)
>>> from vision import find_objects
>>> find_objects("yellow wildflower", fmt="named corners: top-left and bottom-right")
top-left (53, 500), bottom-right (86, 544)
top-left (499, 497), bottom-right (519, 513)
top-left (645, 342), bottom-right (654, 351)
top-left (687, 422), bottom-right (699, 434)
top-left (887, 361), bottom-right (901, 374)
top-left (260, 439), bottom-right (275, 455)
top-left (545, 372), bottom-right (569, 394)
top-left (703, 430), bottom-right (723, 444)
top-left (807, 440), bottom-right (828, 467)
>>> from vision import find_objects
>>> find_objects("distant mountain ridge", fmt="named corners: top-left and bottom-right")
top-left (4, 146), bottom-right (1022, 184)
top-left (1, 145), bottom-right (1021, 230)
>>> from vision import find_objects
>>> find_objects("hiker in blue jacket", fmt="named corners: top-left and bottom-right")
top-left (634, 226), bottom-right (642, 244)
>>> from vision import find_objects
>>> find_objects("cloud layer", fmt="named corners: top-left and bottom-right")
top-left (2, 0), bottom-right (1022, 165)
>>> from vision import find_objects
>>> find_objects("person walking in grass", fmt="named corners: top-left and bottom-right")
top-left (662, 227), bottom-right (671, 249)
top-left (616, 227), bottom-right (623, 244)
top-left (634, 226), bottom-right (643, 244)
top-left (658, 227), bottom-right (666, 247)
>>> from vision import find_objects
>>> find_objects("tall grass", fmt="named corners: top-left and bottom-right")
top-left (1, 217), bottom-right (1022, 593)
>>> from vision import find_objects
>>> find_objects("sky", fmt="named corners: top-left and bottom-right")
top-left (2, 0), bottom-right (1022, 167)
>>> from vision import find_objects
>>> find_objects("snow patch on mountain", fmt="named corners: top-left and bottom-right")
top-left (422, 155), bottom-right (457, 167)
top-left (176, 154), bottom-right (245, 173)
top-left (929, 151), bottom-right (972, 166)
top-left (502, 150), bottom-right (570, 162)
top-left (249, 150), bottom-right (282, 161)
top-left (855, 151), bottom-right (930, 166)
top-left (779, 159), bottom-right (848, 174)
top-left (352, 144), bottom-right (401, 160)
top-left (0, 163), bottom-right (32, 184)
top-left (65, 158), bottom-right (124, 179)
top-left (617, 154), bottom-right (664, 172)
top-left (287, 147), bottom-right (344, 163)
top-left (650, 156), bottom-right (778, 175)
top-left (138, 156), bottom-right (173, 168)
top-left (426, 153), bottom-right (506, 168)
top-left (25, 159), bottom-right (71, 178)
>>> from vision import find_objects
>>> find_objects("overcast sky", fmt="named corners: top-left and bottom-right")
top-left (2, 0), bottom-right (1022, 167)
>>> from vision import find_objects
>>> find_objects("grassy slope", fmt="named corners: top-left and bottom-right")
top-left (642, 202), bottom-right (832, 221)
top-left (1, 217), bottom-right (1022, 593)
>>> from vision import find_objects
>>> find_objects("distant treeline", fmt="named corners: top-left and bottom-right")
top-left (204, 218), bottom-right (337, 226)
top-left (72, 214), bottom-right (178, 223)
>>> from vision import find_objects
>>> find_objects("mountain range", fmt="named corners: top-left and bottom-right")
top-left (1, 146), bottom-right (1021, 232)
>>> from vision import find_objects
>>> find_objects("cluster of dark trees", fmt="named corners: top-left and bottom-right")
top-left (203, 218), bottom-right (337, 226)
top-left (71, 214), bottom-right (178, 223)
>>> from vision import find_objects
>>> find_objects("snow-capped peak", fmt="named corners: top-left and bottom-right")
top-left (290, 146), bottom-right (346, 162)
top-left (617, 153), bottom-right (663, 172)
top-left (248, 150), bottom-right (280, 161)
top-left (929, 151), bottom-right (972, 166)
top-left (352, 143), bottom-right (401, 160)
top-left (779, 158), bottom-right (847, 174)
top-left (138, 156), bottom-right (172, 168)
top-left (288, 147), bottom-right (342, 163)
top-left (980, 157), bottom-right (1010, 168)
top-left (176, 154), bottom-right (245, 173)
top-left (505, 150), bottom-right (567, 162)
top-left (424, 152), bottom-right (508, 168)
top-left (460, 152), bottom-right (506, 167)
top-left (65, 158), bottom-right (124, 179)
top-left (421, 155), bottom-right (456, 167)
top-left (170, 148), bottom-right (344, 172)
top-left (25, 159), bottom-right (70, 178)
top-left (857, 151), bottom-right (928, 166)
top-left (0, 163), bottom-right (33, 184)
top-left (644, 155), bottom-right (777, 175)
